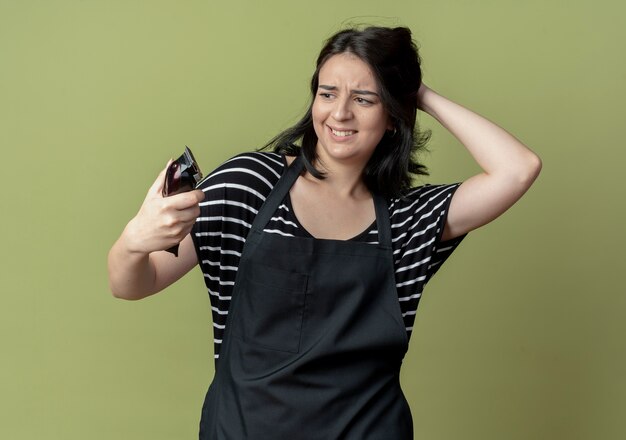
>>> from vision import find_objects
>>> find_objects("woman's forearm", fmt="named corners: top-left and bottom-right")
top-left (107, 226), bottom-right (158, 301)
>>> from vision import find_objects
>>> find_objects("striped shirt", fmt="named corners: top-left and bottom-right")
top-left (191, 152), bottom-right (466, 361)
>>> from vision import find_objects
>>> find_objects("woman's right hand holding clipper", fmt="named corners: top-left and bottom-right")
top-left (123, 162), bottom-right (205, 254)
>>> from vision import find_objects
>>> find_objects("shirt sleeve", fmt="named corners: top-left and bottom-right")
top-left (391, 183), bottom-right (467, 292)
top-left (423, 183), bottom-right (467, 283)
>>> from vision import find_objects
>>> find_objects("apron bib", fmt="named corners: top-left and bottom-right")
top-left (200, 156), bottom-right (412, 439)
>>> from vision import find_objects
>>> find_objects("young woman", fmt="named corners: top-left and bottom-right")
top-left (108, 26), bottom-right (541, 439)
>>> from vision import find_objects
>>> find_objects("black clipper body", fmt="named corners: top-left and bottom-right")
top-left (162, 146), bottom-right (203, 256)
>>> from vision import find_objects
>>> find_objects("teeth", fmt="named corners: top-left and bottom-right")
top-left (332, 129), bottom-right (355, 137)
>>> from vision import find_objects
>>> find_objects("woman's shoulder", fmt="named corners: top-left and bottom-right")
top-left (386, 182), bottom-right (462, 233)
top-left (386, 182), bottom-right (466, 262)
top-left (388, 183), bottom-right (462, 211)
top-left (196, 151), bottom-right (286, 191)
top-left (209, 151), bottom-right (286, 177)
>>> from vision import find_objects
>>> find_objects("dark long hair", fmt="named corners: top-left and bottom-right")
top-left (263, 26), bottom-right (430, 198)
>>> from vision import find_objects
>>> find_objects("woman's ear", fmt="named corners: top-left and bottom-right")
top-left (387, 116), bottom-right (395, 132)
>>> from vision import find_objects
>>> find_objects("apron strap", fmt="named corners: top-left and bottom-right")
top-left (249, 154), bottom-right (392, 250)
top-left (373, 193), bottom-right (392, 250)
top-left (249, 155), bottom-right (304, 235)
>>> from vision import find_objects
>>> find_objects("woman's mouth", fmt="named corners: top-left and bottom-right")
top-left (329, 126), bottom-right (357, 138)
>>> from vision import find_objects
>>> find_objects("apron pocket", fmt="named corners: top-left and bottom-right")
top-left (235, 263), bottom-right (308, 353)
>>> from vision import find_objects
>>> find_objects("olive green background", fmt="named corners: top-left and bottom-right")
top-left (1, 0), bottom-right (624, 438)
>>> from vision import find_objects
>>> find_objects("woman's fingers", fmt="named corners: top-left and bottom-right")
top-left (167, 189), bottom-right (205, 210)
top-left (125, 167), bottom-right (203, 254)
top-left (149, 191), bottom-right (203, 244)
top-left (158, 212), bottom-right (196, 242)
top-left (160, 203), bottom-right (200, 226)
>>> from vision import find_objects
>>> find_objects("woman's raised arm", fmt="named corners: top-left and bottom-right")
top-left (417, 84), bottom-right (542, 241)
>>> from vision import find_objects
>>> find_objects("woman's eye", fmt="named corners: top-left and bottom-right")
top-left (355, 97), bottom-right (373, 105)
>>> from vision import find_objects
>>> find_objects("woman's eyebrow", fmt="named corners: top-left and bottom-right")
top-left (318, 84), bottom-right (379, 96)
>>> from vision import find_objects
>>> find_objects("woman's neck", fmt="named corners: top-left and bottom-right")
top-left (310, 146), bottom-right (373, 198)
top-left (308, 161), bottom-right (369, 199)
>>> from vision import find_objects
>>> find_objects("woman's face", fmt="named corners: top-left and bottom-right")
top-left (312, 53), bottom-right (392, 169)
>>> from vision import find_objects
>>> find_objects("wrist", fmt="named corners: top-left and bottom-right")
top-left (120, 219), bottom-right (149, 256)
top-left (417, 85), bottom-right (437, 115)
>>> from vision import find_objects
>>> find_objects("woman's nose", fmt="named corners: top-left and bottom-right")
top-left (332, 98), bottom-right (353, 121)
